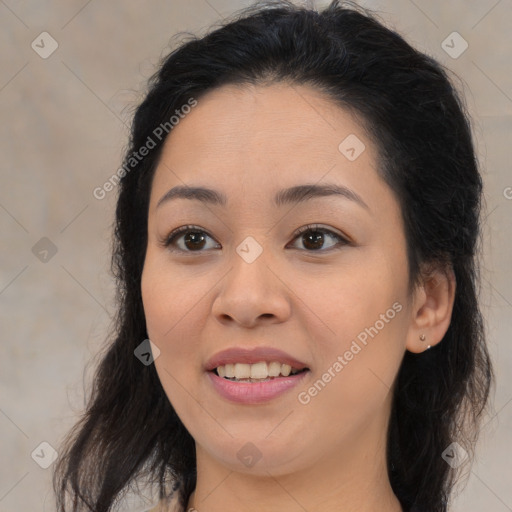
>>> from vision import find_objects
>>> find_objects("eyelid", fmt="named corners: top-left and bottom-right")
top-left (162, 223), bottom-right (350, 253)
top-left (161, 224), bottom-right (218, 251)
top-left (287, 223), bottom-right (351, 250)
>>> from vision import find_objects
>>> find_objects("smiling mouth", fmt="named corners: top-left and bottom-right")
top-left (212, 361), bottom-right (309, 383)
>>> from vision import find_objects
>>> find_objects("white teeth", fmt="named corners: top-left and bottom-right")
top-left (215, 361), bottom-right (305, 380)
top-left (280, 364), bottom-right (291, 377)
top-left (268, 361), bottom-right (281, 377)
top-left (225, 363), bottom-right (235, 378)
top-left (250, 361), bottom-right (268, 379)
top-left (234, 363), bottom-right (251, 379)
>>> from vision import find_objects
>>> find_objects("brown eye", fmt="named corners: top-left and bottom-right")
top-left (164, 226), bottom-right (220, 252)
top-left (289, 225), bottom-right (349, 252)
top-left (183, 231), bottom-right (207, 250)
top-left (301, 230), bottom-right (325, 250)
top-left (163, 224), bottom-right (348, 254)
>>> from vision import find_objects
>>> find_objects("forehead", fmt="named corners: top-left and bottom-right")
top-left (149, 82), bottom-right (384, 205)
top-left (163, 82), bottom-right (364, 158)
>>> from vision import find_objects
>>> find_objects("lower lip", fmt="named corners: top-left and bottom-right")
top-left (207, 370), bottom-right (309, 404)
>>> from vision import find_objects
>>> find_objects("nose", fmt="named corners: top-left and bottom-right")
top-left (211, 246), bottom-right (292, 328)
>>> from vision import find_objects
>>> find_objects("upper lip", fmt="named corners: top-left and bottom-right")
top-left (205, 347), bottom-right (309, 372)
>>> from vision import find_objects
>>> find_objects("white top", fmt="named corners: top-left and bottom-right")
top-left (140, 494), bottom-right (182, 512)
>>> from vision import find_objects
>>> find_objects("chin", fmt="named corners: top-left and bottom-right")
top-left (198, 433), bottom-right (314, 476)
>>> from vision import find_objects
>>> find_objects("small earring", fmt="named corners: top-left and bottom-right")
top-left (420, 334), bottom-right (431, 351)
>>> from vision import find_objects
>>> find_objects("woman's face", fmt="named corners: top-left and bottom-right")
top-left (141, 82), bottom-right (418, 476)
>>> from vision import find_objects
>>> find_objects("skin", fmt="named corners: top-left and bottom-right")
top-left (141, 82), bottom-right (456, 512)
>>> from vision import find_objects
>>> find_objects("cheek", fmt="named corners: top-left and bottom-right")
top-left (292, 254), bottom-right (407, 404)
top-left (141, 257), bottom-right (205, 416)
top-left (141, 257), bottom-right (197, 377)
top-left (293, 256), bottom-right (403, 342)
top-left (141, 264), bottom-right (175, 340)
top-left (141, 251), bottom-right (204, 341)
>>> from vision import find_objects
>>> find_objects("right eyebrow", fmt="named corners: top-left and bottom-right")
top-left (156, 185), bottom-right (227, 208)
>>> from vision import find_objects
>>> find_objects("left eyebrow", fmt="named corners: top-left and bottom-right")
top-left (156, 182), bottom-right (370, 212)
top-left (273, 183), bottom-right (370, 211)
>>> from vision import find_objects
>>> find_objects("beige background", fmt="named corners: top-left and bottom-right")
top-left (0, 0), bottom-right (510, 510)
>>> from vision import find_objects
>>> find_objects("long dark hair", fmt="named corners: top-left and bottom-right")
top-left (53, 1), bottom-right (494, 511)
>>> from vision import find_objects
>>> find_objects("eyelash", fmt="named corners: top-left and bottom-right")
top-left (162, 224), bottom-right (350, 254)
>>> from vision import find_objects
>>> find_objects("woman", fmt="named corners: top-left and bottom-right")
top-left (53, 1), bottom-right (494, 511)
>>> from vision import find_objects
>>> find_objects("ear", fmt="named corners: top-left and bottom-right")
top-left (406, 263), bottom-right (456, 353)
